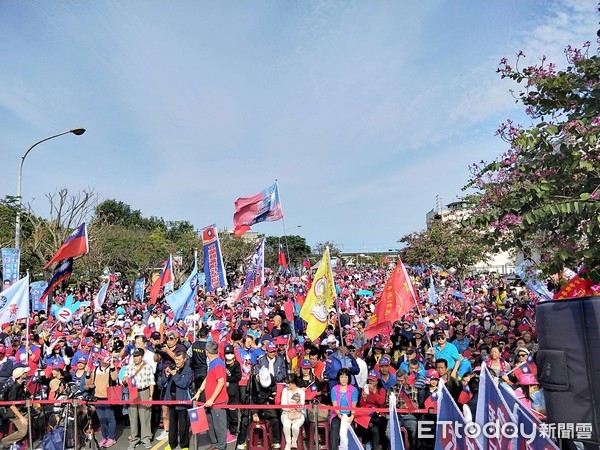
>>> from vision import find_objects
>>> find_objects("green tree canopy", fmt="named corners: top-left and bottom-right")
top-left (399, 218), bottom-right (492, 277)
top-left (464, 44), bottom-right (600, 280)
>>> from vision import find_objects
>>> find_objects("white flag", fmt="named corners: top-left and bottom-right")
top-left (94, 282), bottom-right (110, 312)
top-left (0, 275), bottom-right (30, 324)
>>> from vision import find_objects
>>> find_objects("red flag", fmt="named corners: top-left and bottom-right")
top-left (365, 261), bottom-right (417, 339)
top-left (553, 275), bottom-right (595, 300)
top-left (188, 407), bottom-right (209, 434)
top-left (149, 256), bottom-right (173, 305)
top-left (44, 223), bottom-right (88, 269)
top-left (275, 383), bottom-right (285, 405)
top-left (278, 241), bottom-right (288, 269)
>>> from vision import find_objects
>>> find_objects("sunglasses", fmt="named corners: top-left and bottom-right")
top-left (517, 354), bottom-right (528, 357)
top-left (167, 337), bottom-right (177, 341)
top-left (437, 337), bottom-right (446, 341)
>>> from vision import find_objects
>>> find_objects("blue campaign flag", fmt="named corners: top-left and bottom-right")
top-left (1, 248), bottom-right (21, 289)
top-left (429, 275), bottom-right (438, 305)
top-left (41, 258), bottom-right (73, 301)
top-left (388, 392), bottom-right (406, 450)
top-left (201, 225), bottom-right (227, 292)
top-left (475, 366), bottom-right (516, 450)
top-left (514, 260), bottom-right (553, 301)
top-left (435, 384), bottom-right (481, 450)
top-left (514, 404), bottom-right (560, 450)
top-left (30, 281), bottom-right (48, 313)
top-left (167, 254), bottom-right (198, 321)
top-left (133, 278), bottom-right (146, 302)
top-left (238, 237), bottom-right (265, 301)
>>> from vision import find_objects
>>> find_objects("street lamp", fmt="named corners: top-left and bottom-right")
top-left (14, 128), bottom-right (86, 250)
top-left (287, 225), bottom-right (302, 233)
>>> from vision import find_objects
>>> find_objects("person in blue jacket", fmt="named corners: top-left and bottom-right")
top-left (324, 340), bottom-right (359, 389)
top-left (161, 350), bottom-right (192, 450)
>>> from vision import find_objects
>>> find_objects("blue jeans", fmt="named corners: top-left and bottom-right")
top-left (96, 405), bottom-right (116, 439)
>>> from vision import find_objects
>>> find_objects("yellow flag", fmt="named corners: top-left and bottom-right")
top-left (300, 247), bottom-right (335, 341)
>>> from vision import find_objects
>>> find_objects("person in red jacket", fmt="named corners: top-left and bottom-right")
top-left (358, 370), bottom-right (387, 450)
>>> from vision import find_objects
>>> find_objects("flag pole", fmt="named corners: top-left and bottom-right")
top-left (327, 247), bottom-right (345, 364)
top-left (25, 271), bottom-right (29, 364)
top-left (275, 180), bottom-right (292, 276)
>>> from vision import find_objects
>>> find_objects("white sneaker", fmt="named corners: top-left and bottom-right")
top-left (156, 429), bottom-right (169, 441)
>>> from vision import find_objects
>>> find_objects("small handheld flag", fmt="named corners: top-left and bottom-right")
top-left (188, 407), bottom-right (209, 434)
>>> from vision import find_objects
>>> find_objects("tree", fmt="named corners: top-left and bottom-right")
top-left (313, 241), bottom-right (343, 258)
top-left (26, 188), bottom-right (98, 269)
top-left (399, 219), bottom-right (492, 278)
top-left (464, 43), bottom-right (600, 280)
top-left (265, 235), bottom-right (312, 269)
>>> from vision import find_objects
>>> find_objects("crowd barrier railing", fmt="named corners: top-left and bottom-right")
top-left (0, 399), bottom-right (433, 449)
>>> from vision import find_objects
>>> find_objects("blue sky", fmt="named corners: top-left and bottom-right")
top-left (1, 0), bottom-right (597, 253)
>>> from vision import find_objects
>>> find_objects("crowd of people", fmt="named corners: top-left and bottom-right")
top-left (0, 265), bottom-right (548, 450)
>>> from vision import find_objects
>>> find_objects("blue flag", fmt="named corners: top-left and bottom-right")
top-left (514, 260), bottom-right (552, 301)
top-left (388, 393), bottom-right (406, 450)
top-left (238, 237), bottom-right (265, 301)
top-left (429, 275), bottom-right (438, 305)
top-left (133, 278), bottom-right (146, 302)
top-left (475, 366), bottom-right (515, 450)
top-left (41, 258), bottom-right (73, 301)
top-left (167, 254), bottom-right (198, 321)
top-left (1, 248), bottom-right (21, 289)
top-left (498, 384), bottom-right (559, 449)
top-left (201, 225), bottom-right (227, 291)
top-left (435, 384), bottom-right (481, 450)
top-left (30, 281), bottom-right (48, 313)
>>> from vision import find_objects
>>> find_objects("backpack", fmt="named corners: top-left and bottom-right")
top-left (0, 377), bottom-right (16, 418)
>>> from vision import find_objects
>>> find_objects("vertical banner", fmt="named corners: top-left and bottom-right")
top-left (30, 281), bottom-right (49, 312)
top-left (197, 272), bottom-right (206, 288)
top-left (1, 248), bottom-right (21, 290)
top-left (237, 237), bottom-right (265, 301)
top-left (134, 278), bottom-right (146, 301)
top-left (201, 225), bottom-right (227, 292)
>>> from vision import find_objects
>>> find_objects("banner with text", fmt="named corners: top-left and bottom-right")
top-left (201, 225), bottom-right (227, 292)
top-left (1, 248), bottom-right (20, 290)
top-left (30, 281), bottom-right (49, 313)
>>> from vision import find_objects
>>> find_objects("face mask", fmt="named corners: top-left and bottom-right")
top-left (225, 354), bottom-right (235, 361)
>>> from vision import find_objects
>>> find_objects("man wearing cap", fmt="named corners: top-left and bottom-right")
top-left (433, 332), bottom-right (461, 371)
top-left (324, 340), bottom-right (359, 390)
top-left (124, 348), bottom-right (155, 449)
top-left (0, 367), bottom-right (29, 449)
top-left (376, 356), bottom-right (396, 391)
top-left (257, 341), bottom-right (286, 383)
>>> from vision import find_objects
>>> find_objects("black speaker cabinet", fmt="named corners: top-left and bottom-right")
top-left (536, 296), bottom-right (600, 445)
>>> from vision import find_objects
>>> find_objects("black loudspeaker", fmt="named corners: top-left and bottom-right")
top-left (536, 296), bottom-right (600, 446)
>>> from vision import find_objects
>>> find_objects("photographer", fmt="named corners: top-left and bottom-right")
top-left (154, 330), bottom-right (186, 442)
top-left (85, 354), bottom-right (119, 448)
top-left (0, 367), bottom-right (30, 450)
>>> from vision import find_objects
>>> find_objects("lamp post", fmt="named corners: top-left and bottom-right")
top-left (287, 225), bottom-right (302, 233)
top-left (14, 128), bottom-right (86, 250)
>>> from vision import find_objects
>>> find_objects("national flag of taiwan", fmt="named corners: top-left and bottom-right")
top-left (278, 241), bottom-right (288, 269)
top-left (128, 376), bottom-right (139, 400)
top-left (44, 223), bottom-right (88, 269)
top-left (188, 407), bottom-right (209, 434)
top-left (40, 258), bottom-right (73, 301)
top-left (149, 255), bottom-right (173, 305)
top-left (365, 260), bottom-right (418, 339)
top-left (512, 354), bottom-right (538, 378)
top-left (305, 382), bottom-right (319, 401)
top-left (233, 183), bottom-right (283, 237)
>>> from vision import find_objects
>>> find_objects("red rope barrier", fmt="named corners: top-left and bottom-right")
top-left (1, 399), bottom-right (430, 414)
